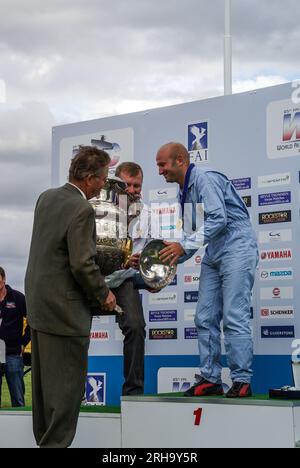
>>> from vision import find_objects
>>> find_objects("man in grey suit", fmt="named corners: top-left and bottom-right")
top-left (25, 146), bottom-right (116, 448)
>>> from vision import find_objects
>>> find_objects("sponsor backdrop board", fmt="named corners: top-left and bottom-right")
top-left (52, 83), bottom-right (300, 405)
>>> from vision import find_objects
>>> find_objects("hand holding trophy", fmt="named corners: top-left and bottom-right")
top-left (90, 178), bottom-right (178, 313)
top-left (139, 240), bottom-right (178, 292)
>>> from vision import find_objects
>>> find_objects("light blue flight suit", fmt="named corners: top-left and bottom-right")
top-left (178, 166), bottom-right (258, 384)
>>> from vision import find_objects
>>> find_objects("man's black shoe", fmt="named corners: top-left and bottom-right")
top-left (226, 382), bottom-right (252, 398)
top-left (184, 378), bottom-right (224, 397)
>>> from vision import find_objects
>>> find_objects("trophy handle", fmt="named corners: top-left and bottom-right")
top-left (122, 239), bottom-right (133, 265)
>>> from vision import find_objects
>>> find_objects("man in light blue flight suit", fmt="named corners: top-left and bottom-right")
top-left (157, 142), bottom-right (258, 398)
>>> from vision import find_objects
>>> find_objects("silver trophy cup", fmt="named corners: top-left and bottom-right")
top-left (89, 177), bottom-right (139, 315)
top-left (90, 177), bottom-right (138, 276)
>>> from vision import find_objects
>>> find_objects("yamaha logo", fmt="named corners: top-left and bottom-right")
top-left (260, 249), bottom-right (292, 261)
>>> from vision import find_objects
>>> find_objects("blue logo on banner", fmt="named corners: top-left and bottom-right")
top-left (258, 192), bottom-right (291, 207)
top-left (270, 270), bottom-right (293, 278)
top-left (85, 374), bottom-right (106, 405)
top-left (188, 122), bottom-right (208, 151)
top-left (261, 326), bottom-right (295, 339)
top-left (231, 178), bottom-right (251, 191)
top-left (184, 328), bottom-right (198, 340)
top-left (169, 275), bottom-right (178, 286)
top-left (172, 381), bottom-right (192, 393)
top-left (184, 291), bottom-right (199, 303)
top-left (149, 310), bottom-right (177, 322)
top-left (161, 225), bottom-right (176, 231)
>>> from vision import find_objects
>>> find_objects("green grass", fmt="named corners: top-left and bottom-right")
top-left (1, 368), bottom-right (32, 408)
top-left (1, 370), bottom-right (121, 413)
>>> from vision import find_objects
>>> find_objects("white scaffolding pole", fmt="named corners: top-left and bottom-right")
top-left (224, 0), bottom-right (232, 95)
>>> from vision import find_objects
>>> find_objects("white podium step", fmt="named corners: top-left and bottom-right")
top-left (0, 410), bottom-right (121, 448)
top-left (121, 396), bottom-right (300, 448)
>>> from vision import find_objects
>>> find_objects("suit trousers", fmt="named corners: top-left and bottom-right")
top-left (114, 279), bottom-right (146, 396)
top-left (31, 329), bottom-right (89, 448)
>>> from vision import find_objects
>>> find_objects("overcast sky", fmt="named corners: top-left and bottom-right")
top-left (0, 0), bottom-right (299, 290)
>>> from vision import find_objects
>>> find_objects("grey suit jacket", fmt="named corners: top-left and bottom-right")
top-left (25, 183), bottom-right (109, 337)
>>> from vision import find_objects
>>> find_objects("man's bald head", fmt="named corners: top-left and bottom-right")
top-left (157, 142), bottom-right (190, 165)
top-left (156, 142), bottom-right (191, 187)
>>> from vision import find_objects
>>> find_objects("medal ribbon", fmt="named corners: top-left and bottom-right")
top-left (180, 163), bottom-right (195, 219)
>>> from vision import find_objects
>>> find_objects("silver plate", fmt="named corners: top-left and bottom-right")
top-left (139, 239), bottom-right (177, 291)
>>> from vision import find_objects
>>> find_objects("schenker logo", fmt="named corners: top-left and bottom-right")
top-left (149, 328), bottom-right (177, 340)
top-left (259, 210), bottom-right (291, 225)
top-left (261, 307), bottom-right (294, 319)
top-left (184, 274), bottom-right (200, 285)
top-left (260, 249), bottom-right (292, 262)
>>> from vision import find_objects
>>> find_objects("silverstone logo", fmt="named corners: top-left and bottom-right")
top-left (261, 326), bottom-right (295, 339)
top-left (169, 276), bottom-right (178, 287)
top-left (259, 210), bottom-right (291, 225)
top-left (260, 249), bottom-right (292, 262)
top-left (188, 122), bottom-right (209, 164)
top-left (184, 291), bottom-right (199, 303)
top-left (149, 328), bottom-right (178, 340)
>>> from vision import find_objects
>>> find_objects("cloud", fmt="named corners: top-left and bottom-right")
top-left (0, 102), bottom-right (55, 290)
top-left (0, 102), bottom-right (54, 164)
top-left (233, 75), bottom-right (289, 94)
top-left (0, 209), bottom-right (34, 291)
top-left (0, 0), bottom-right (299, 289)
top-left (0, 0), bottom-right (298, 123)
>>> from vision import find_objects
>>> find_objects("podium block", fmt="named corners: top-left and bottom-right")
top-left (0, 410), bottom-right (121, 448)
top-left (121, 396), bottom-right (300, 448)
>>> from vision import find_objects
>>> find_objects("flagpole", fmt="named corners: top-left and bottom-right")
top-left (224, 0), bottom-right (232, 95)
